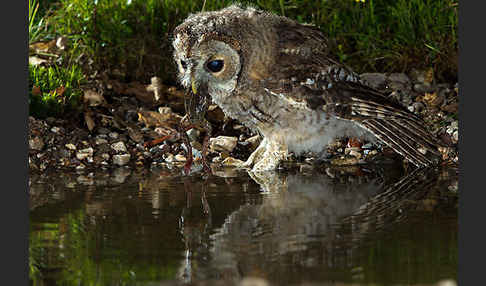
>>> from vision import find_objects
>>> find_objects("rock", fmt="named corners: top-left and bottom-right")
top-left (209, 136), bottom-right (238, 153)
top-left (164, 153), bottom-right (175, 163)
top-left (29, 136), bottom-right (44, 151)
top-left (65, 143), bottom-right (76, 150)
top-left (349, 150), bottom-right (362, 159)
top-left (413, 83), bottom-right (435, 93)
top-left (409, 102), bottom-right (425, 113)
top-left (186, 128), bottom-right (200, 142)
top-left (95, 137), bottom-right (108, 145)
top-left (108, 132), bottom-right (119, 139)
top-left (113, 154), bottom-right (131, 166)
top-left (388, 73), bottom-right (410, 85)
top-left (111, 141), bottom-right (127, 153)
top-left (76, 148), bottom-right (94, 160)
top-left (97, 127), bottom-right (110, 134)
top-left (101, 153), bottom-right (110, 160)
top-left (50, 126), bottom-right (62, 133)
top-left (360, 73), bottom-right (387, 90)
top-left (175, 154), bottom-right (187, 162)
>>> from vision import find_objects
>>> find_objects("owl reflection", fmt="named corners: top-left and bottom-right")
top-left (173, 5), bottom-right (443, 171)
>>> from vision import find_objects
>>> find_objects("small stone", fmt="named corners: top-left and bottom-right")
top-left (108, 132), bottom-right (119, 139)
top-left (209, 136), bottom-right (238, 153)
top-left (164, 153), bottom-right (175, 163)
top-left (76, 163), bottom-right (86, 170)
top-left (76, 148), bottom-right (94, 160)
top-left (175, 154), bottom-right (187, 162)
top-left (452, 130), bottom-right (458, 143)
top-left (349, 150), bottom-right (362, 159)
top-left (29, 136), bottom-right (44, 151)
top-left (345, 147), bottom-right (361, 155)
top-left (413, 83), bottom-right (435, 93)
top-left (111, 141), bottom-right (127, 153)
top-left (101, 153), bottom-right (110, 160)
top-left (50, 126), bottom-right (61, 133)
top-left (113, 154), bottom-right (131, 166)
top-left (360, 73), bottom-right (387, 90)
top-left (362, 143), bottom-right (373, 149)
top-left (388, 73), bottom-right (410, 84)
top-left (95, 138), bottom-right (108, 145)
top-left (97, 127), bottom-right (110, 134)
top-left (186, 128), bottom-right (200, 142)
top-left (65, 143), bottom-right (76, 150)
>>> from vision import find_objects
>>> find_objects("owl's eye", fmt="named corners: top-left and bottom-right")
top-left (206, 60), bottom-right (224, 73)
top-left (180, 60), bottom-right (188, 70)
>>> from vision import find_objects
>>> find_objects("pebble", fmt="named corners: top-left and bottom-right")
top-left (186, 128), bottom-right (200, 142)
top-left (164, 153), bottom-right (175, 163)
top-left (97, 127), bottom-right (110, 134)
top-left (360, 73), bottom-right (387, 90)
top-left (65, 143), bottom-right (76, 150)
top-left (101, 153), bottom-right (110, 160)
top-left (349, 150), bottom-right (362, 159)
top-left (50, 126), bottom-right (61, 133)
top-left (209, 136), bottom-right (238, 153)
top-left (111, 141), bottom-right (128, 153)
top-left (108, 132), bottom-right (119, 139)
top-left (175, 154), bottom-right (187, 162)
top-left (29, 136), bottom-right (45, 151)
top-left (95, 138), bottom-right (108, 145)
top-left (76, 147), bottom-right (94, 160)
top-left (362, 143), bottom-right (373, 149)
top-left (113, 154), bottom-right (131, 166)
top-left (413, 83), bottom-right (435, 93)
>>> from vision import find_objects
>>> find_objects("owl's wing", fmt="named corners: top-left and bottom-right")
top-left (261, 64), bottom-right (443, 167)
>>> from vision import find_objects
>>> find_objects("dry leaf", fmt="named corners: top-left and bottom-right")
top-left (29, 40), bottom-right (56, 53)
top-left (32, 86), bottom-right (42, 96)
top-left (84, 111), bottom-right (96, 132)
top-left (138, 110), bottom-right (182, 128)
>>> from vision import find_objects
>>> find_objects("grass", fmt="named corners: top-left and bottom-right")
top-left (29, 0), bottom-right (458, 118)
top-left (28, 64), bottom-right (85, 119)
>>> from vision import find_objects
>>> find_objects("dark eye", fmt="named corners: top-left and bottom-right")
top-left (206, 60), bottom-right (224, 73)
top-left (180, 60), bottom-right (188, 70)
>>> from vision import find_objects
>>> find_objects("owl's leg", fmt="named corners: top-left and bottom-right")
top-left (251, 139), bottom-right (288, 172)
top-left (221, 137), bottom-right (268, 168)
top-left (222, 138), bottom-right (288, 171)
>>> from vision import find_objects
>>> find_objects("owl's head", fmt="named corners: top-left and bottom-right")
top-left (172, 5), bottom-right (277, 101)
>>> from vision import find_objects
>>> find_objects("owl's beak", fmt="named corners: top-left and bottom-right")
top-left (191, 75), bottom-right (198, 95)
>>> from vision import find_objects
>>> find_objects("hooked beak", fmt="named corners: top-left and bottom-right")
top-left (191, 75), bottom-right (198, 95)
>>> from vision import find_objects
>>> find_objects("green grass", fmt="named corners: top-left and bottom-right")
top-left (29, 64), bottom-right (85, 119)
top-left (29, 0), bottom-right (458, 118)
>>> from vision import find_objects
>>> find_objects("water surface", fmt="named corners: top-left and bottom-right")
top-left (29, 164), bottom-right (458, 286)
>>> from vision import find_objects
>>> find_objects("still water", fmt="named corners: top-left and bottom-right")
top-left (29, 164), bottom-right (457, 286)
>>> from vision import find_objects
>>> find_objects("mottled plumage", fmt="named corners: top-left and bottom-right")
top-left (173, 5), bottom-right (443, 171)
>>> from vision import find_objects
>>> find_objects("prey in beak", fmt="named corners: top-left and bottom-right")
top-left (144, 77), bottom-right (213, 175)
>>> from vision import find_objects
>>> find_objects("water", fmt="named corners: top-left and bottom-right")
top-left (29, 164), bottom-right (458, 286)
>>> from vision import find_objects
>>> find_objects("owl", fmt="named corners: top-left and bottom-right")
top-left (172, 5), bottom-right (444, 172)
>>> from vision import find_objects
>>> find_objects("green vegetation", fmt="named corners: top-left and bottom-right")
top-left (29, 0), bottom-right (458, 118)
top-left (28, 64), bottom-right (85, 118)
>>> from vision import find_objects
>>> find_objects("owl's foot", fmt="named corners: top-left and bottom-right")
top-left (222, 138), bottom-right (287, 171)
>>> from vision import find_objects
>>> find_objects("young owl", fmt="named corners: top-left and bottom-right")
top-left (172, 5), bottom-right (444, 172)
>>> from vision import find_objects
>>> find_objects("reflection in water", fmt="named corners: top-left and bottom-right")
top-left (29, 165), bottom-right (457, 285)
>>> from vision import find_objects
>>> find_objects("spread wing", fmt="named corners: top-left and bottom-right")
top-left (259, 21), bottom-right (444, 167)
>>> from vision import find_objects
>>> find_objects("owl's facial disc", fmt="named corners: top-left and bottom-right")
top-left (190, 40), bottom-right (241, 96)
